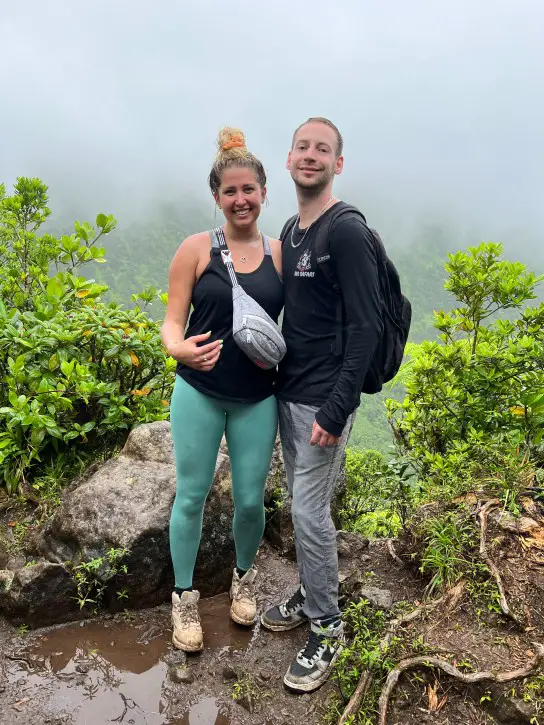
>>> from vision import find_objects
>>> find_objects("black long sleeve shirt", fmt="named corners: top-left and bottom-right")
top-left (276, 202), bottom-right (383, 436)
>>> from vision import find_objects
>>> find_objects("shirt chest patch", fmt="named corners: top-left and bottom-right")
top-left (294, 248), bottom-right (315, 278)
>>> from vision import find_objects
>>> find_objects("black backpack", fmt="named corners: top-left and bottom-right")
top-left (281, 204), bottom-right (412, 394)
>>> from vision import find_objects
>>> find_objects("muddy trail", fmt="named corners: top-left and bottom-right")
top-left (1, 527), bottom-right (543, 725)
top-left (0, 545), bottom-right (331, 725)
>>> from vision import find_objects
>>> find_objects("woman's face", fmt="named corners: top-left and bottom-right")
top-left (215, 166), bottom-right (266, 231)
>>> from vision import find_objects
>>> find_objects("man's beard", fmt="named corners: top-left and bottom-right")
top-left (292, 167), bottom-right (334, 196)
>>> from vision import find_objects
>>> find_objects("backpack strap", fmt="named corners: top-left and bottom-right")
top-left (313, 205), bottom-right (371, 355)
top-left (280, 214), bottom-right (298, 246)
top-left (314, 205), bottom-right (368, 288)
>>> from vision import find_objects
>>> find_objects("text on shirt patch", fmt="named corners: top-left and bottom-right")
top-left (294, 249), bottom-right (315, 278)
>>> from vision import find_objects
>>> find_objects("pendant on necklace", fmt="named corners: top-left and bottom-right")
top-left (240, 256), bottom-right (247, 263)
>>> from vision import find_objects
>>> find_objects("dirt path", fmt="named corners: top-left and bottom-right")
top-left (2, 529), bottom-right (542, 725)
top-left (0, 544), bottom-right (333, 725)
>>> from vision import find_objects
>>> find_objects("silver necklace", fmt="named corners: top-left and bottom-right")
top-left (290, 197), bottom-right (336, 248)
top-left (223, 228), bottom-right (262, 263)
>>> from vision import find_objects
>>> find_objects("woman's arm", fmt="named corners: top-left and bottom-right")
top-left (161, 234), bottom-right (222, 371)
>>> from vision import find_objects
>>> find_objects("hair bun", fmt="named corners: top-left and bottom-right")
top-left (217, 127), bottom-right (247, 157)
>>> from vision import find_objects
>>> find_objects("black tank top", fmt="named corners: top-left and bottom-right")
top-left (176, 232), bottom-right (284, 403)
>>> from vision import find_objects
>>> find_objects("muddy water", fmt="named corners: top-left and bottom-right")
top-left (6, 593), bottom-right (250, 724)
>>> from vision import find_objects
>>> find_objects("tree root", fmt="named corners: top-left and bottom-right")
top-left (337, 672), bottom-right (372, 725)
top-left (382, 579), bottom-right (466, 649)
top-left (378, 642), bottom-right (544, 725)
top-left (337, 580), bottom-right (466, 724)
top-left (338, 497), bottom-right (531, 724)
top-left (478, 499), bottom-right (524, 627)
top-left (386, 539), bottom-right (403, 567)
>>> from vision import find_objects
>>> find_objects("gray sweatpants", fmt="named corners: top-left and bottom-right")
top-left (278, 401), bottom-right (353, 622)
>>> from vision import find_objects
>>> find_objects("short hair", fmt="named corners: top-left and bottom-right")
top-left (291, 117), bottom-right (343, 157)
top-left (208, 127), bottom-right (266, 195)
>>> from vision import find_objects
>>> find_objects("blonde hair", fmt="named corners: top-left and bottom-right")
top-left (208, 127), bottom-right (266, 194)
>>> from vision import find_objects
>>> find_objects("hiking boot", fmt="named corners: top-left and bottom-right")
top-left (283, 619), bottom-right (345, 692)
top-left (260, 583), bottom-right (308, 631)
top-left (229, 567), bottom-right (258, 626)
top-left (171, 590), bottom-right (203, 652)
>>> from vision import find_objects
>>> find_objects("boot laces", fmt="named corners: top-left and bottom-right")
top-left (177, 597), bottom-right (200, 626)
top-left (236, 576), bottom-right (256, 602)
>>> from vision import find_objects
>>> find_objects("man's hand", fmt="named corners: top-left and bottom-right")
top-left (310, 421), bottom-right (340, 447)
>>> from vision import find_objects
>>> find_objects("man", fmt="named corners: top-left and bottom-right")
top-left (261, 118), bottom-right (383, 692)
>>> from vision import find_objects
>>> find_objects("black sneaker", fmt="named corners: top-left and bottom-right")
top-left (283, 619), bottom-right (345, 692)
top-left (260, 584), bottom-right (308, 631)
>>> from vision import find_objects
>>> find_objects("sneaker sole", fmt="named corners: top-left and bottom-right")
top-left (283, 645), bottom-right (343, 693)
top-left (260, 614), bottom-right (308, 632)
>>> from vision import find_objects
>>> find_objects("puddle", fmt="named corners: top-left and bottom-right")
top-left (6, 593), bottom-right (251, 724)
top-left (177, 697), bottom-right (229, 724)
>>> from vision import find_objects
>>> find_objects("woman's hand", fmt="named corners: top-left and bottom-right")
top-left (168, 331), bottom-right (222, 371)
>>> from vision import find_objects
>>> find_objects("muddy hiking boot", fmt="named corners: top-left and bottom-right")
top-left (283, 619), bottom-right (345, 693)
top-left (229, 567), bottom-right (258, 626)
top-left (171, 590), bottom-right (203, 652)
top-left (261, 583), bottom-right (308, 631)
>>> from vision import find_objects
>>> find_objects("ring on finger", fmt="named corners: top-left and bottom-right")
top-left (203, 355), bottom-right (208, 362)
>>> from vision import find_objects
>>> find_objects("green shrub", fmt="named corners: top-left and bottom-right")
top-left (0, 178), bottom-right (174, 494)
top-left (388, 242), bottom-right (544, 504)
top-left (340, 449), bottom-right (416, 537)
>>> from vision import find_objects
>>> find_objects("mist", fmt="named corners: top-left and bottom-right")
top-left (1, 0), bottom-right (543, 255)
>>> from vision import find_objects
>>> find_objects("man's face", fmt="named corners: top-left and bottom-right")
top-left (287, 122), bottom-right (343, 192)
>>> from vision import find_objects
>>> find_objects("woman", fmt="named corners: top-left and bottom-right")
top-left (161, 128), bottom-right (283, 652)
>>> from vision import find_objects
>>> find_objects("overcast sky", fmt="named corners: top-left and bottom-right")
top-left (1, 0), bottom-right (543, 250)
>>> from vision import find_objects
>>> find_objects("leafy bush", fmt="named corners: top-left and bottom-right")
top-left (340, 449), bottom-right (416, 537)
top-left (0, 178), bottom-right (174, 494)
top-left (388, 242), bottom-right (544, 504)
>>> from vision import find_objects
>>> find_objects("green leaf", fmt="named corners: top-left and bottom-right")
top-left (30, 428), bottom-right (46, 447)
top-left (120, 351), bottom-right (133, 367)
top-left (46, 277), bottom-right (64, 299)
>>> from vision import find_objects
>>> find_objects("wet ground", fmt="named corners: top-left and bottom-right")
top-left (0, 545), bottom-right (330, 725)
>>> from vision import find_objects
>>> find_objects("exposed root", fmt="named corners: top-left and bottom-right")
top-left (378, 642), bottom-right (544, 725)
top-left (386, 539), bottom-right (403, 567)
top-left (337, 580), bottom-right (466, 724)
top-left (478, 499), bottom-right (524, 627)
top-left (337, 672), bottom-right (373, 725)
top-left (382, 579), bottom-right (466, 649)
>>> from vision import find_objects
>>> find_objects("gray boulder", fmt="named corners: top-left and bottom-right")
top-left (337, 530), bottom-right (372, 604)
top-left (1, 421), bottom-right (236, 627)
top-left (357, 586), bottom-right (394, 610)
top-left (0, 562), bottom-right (79, 626)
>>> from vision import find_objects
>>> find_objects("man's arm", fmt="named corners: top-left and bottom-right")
top-left (314, 216), bottom-right (383, 438)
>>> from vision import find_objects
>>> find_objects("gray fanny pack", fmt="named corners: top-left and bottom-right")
top-left (212, 227), bottom-right (286, 370)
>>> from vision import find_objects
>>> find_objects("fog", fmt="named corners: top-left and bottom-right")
top-left (1, 0), bottom-right (543, 251)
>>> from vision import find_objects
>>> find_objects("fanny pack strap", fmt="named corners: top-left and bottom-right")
top-left (213, 227), bottom-right (240, 289)
top-left (211, 227), bottom-right (271, 291)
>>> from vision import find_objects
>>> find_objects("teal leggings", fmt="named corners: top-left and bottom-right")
top-left (169, 375), bottom-right (278, 589)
